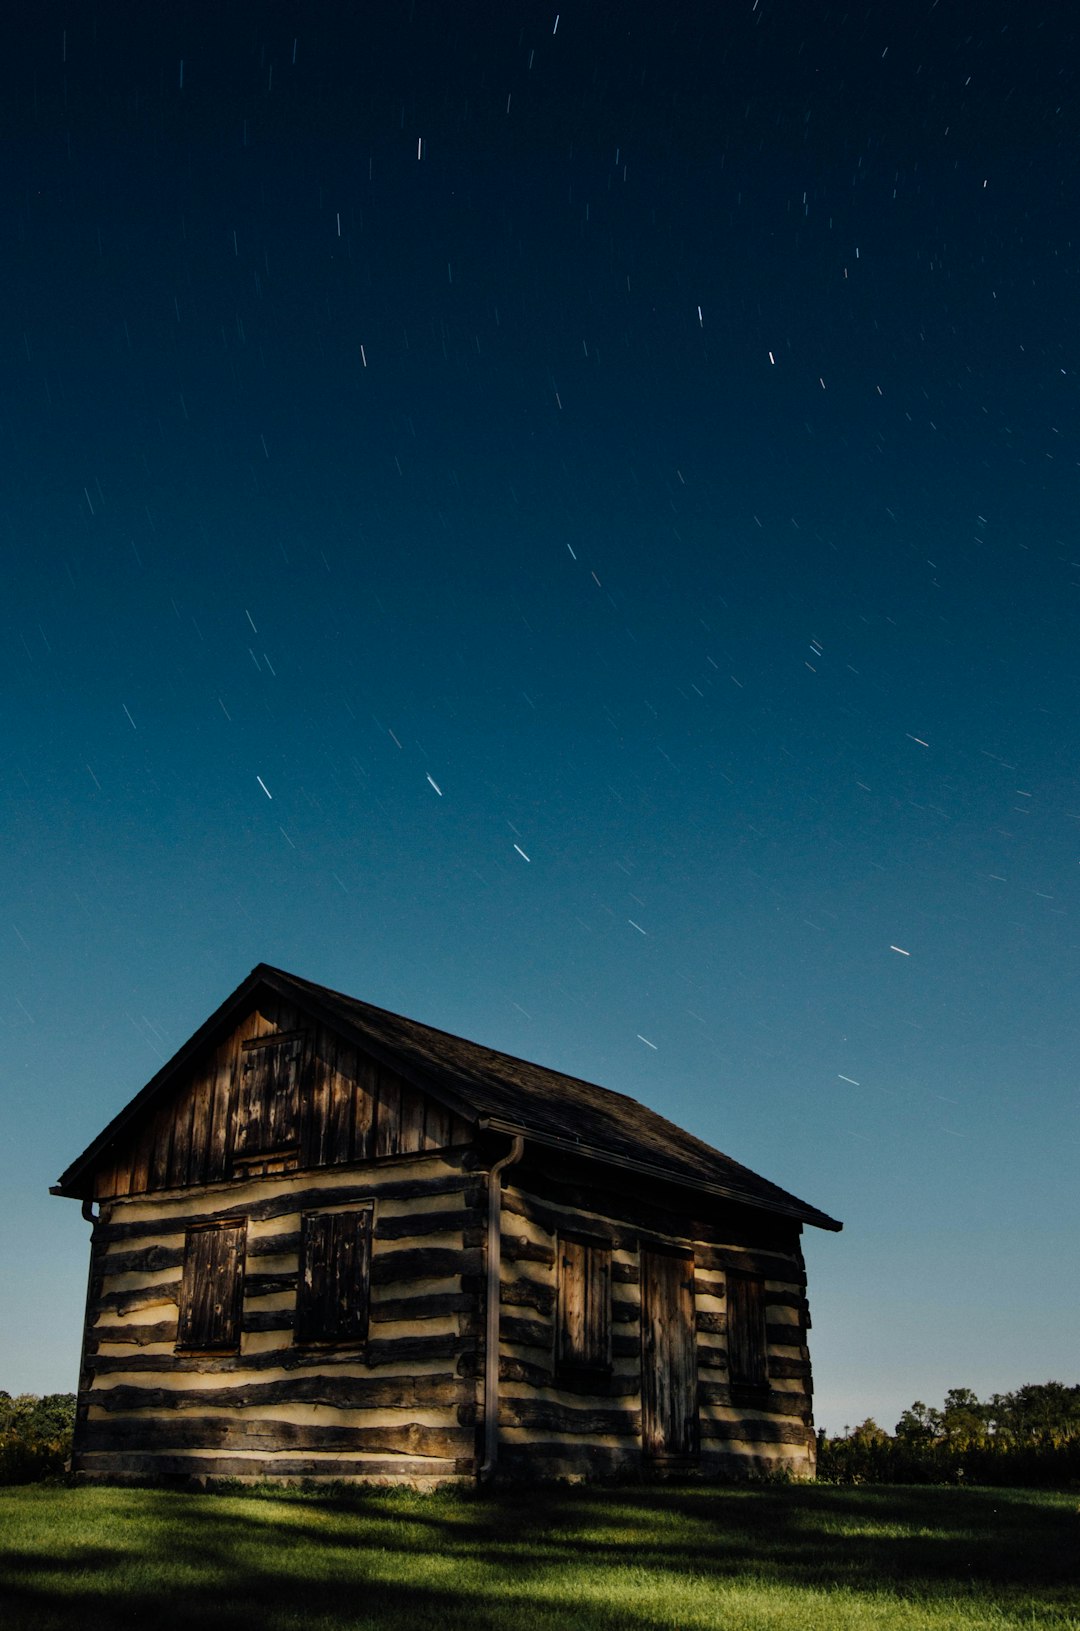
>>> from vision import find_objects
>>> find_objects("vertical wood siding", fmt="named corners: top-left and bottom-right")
top-left (90, 1002), bottom-right (473, 1201)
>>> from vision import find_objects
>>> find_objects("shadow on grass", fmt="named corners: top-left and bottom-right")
top-left (2, 1482), bottom-right (1078, 1630)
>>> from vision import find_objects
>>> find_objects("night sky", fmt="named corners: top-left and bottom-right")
top-left (3, 3), bottom-right (1078, 1433)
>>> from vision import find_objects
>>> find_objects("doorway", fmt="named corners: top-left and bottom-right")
top-left (640, 1247), bottom-right (698, 1461)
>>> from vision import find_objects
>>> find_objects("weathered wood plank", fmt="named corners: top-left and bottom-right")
top-left (325, 1034), bottom-right (354, 1166)
top-left (352, 1053), bottom-right (376, 1162)
top-left (398, 1084), bottom-right (426, 1155)
top-left (374, 1070), bottom-right (401, 1159)
top-left (168, 1088), bottom-right (194, 1191)
top-left (148, 1107), bottom-right (173, 1192)
top-left (422, 1097), bottom-right (450, 1151)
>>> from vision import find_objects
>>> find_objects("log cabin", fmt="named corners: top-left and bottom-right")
top-left (52, 964), bottom-right (842, 1485)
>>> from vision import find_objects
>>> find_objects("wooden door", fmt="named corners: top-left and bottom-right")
top-left (641, 1248), bottom-right (698, 1460)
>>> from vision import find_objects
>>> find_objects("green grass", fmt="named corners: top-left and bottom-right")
top-left (2, 1482), bottom-right (1078, 1630)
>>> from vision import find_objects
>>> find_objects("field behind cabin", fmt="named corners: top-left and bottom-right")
top-left (2, 1482), bottom-right (1078, 1631)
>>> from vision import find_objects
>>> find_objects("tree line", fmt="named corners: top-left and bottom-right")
top-left (818, 1381), bottom-right (1080, 1485)
top-left (4, 1382), bottom-right (1079, 1486)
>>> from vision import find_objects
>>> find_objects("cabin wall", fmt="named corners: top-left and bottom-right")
top-left (495, 1163), bottom-right (816, 1480)
top-left (90, 1000), bottom-right (472, 1200)
top-left (74, 1151), bottom-right (484, 1485)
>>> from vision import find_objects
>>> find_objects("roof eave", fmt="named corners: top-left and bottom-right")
top-left (477, 1116), bottom-right (843, 1232)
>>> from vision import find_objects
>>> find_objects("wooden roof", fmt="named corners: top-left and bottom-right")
top-left (54, 964), bottom-right (842, 1230)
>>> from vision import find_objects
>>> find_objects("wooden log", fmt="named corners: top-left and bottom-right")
top-left (76, 1452), bottom-right (475, 1480)
top-left (610, 1301), bottom-right (639, 1326)
top-left (698, 1416), bottom-right (810, 1446)
top-left (102, 1244), bottom-right (186, 1276)
top-left (500, 1314), bottom-right (552, 1351)
top-left (242, 1309), bottom-right (294, 1334)
top-left (86, 1321), bottom-right (177, 1351)
top-left (499, 1276), bottom-right (555, 1316)
top-left (93, 1281), bottom-right (181, 1316)
top-left (698, 1382), bottom-right (809, 1418)
top-left (501, 1397), bottom-right (640, 1436)
top-left (500, 1358), bottom-right (639, 1397)
top-left (81, 1415), bottom-right (472, 1458)
top-left (611, 1261), bottom-right (639, 1284)
top-left (365, 1333), bottom-right (469, 1368)
top-left (243, 1274), bottom-right (296, 1299)
top-left (375, 1208), bottom-right (478, 1241)
top-left (694, 1276), bottom-right (727, 1301)
top-left (695, 1244), bottom-right (804, 1283)
top-left (370, 1246), bottom-right (480, 1285)
top-left (97, 1166), bottom-right (473, 1245)
top-left (89, 1374), bottom-right (471, 1413)
top-left (248, 1231), bottom-right (300, 1259)
top-left (500, 1236), bottom-right (554, 1267)
top-left (766, 1322), bottom-right (806, 1347)
top-left (369, 1292), bottom-right (474, 1324)
top-left (696, 1311), bottom-right (726, 1335)
top-left (87, 1344), bottom-right (405, 1376)
top-left (768, 1355), bottom-right (812, 1381)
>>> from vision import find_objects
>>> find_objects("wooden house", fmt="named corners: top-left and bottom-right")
top-left (52, 964), bottom-right (841, 1485)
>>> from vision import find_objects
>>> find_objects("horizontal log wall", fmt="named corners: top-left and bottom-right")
top-left (75, 1152), bottom-right (482, 1485)
top-left (495, 1167), bottom-right (816, 1480)
top-left (91, 999), bottom-right (473, 1200)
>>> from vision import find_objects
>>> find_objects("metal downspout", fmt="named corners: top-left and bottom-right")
top-left (479, 1133), bottom-right (524, 1482)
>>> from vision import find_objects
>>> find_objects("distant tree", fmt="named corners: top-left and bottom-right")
top-left (0, 1392), bottom-right (76, 1483)
top-left (894, 1400), bottom-right (942, 1443)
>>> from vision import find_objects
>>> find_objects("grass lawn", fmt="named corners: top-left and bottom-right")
top-left (1, 1481), bottom-right (1078, 1630)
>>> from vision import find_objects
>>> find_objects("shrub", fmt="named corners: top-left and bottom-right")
top-left (0, 1392), bottom-right (76, 1484)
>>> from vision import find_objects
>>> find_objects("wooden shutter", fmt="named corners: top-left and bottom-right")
top-left (235, 1033), bottom-right (305, 1155)
top-left (728, 1271), bottom-right (768, 1389)
top-left (176, 1221), bottom-right (245, 1351)
top-left (297, 1209), bottom-right (371, 1344)
top-left (557, 1237), bottom-right (611, 1370)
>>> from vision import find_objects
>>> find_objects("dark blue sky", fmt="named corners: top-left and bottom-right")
top-left (3, 2), bottom-right (1078, 1430)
